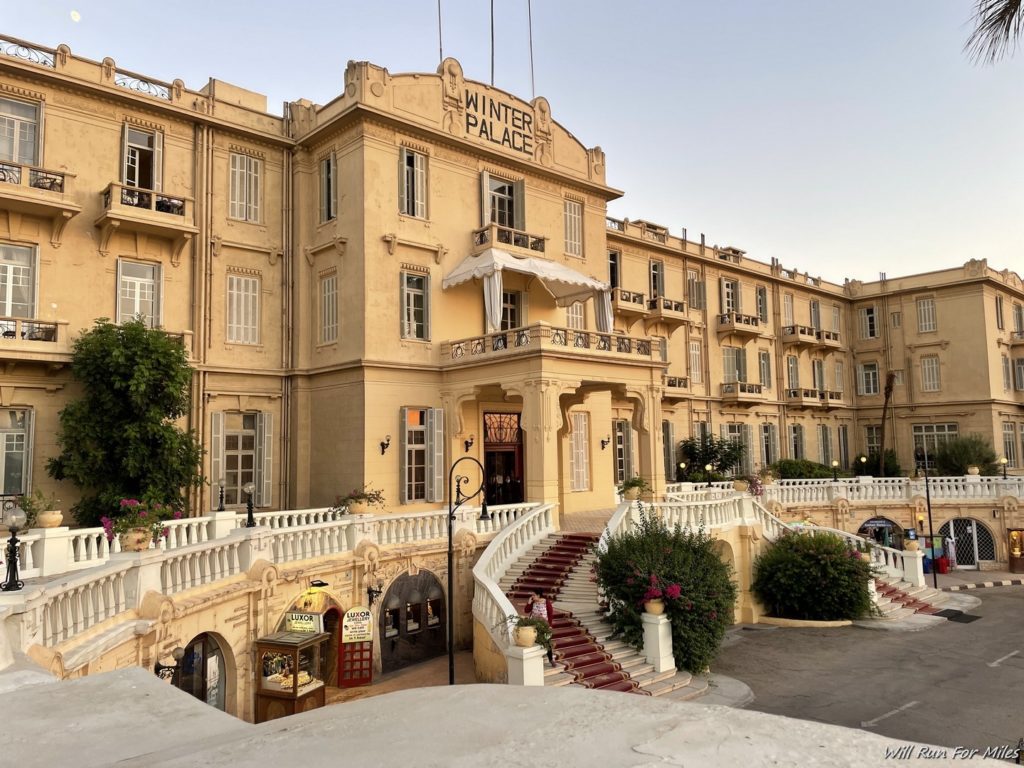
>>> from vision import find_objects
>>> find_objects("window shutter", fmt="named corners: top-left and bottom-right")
top-left (734, 282), bottom-right (742, 313)
top-left (153, 131), bottom-right (163, 192)
top-left (229, 154), bottom-right (241, 219)
top-left (719, 277), bottom-right (727, 313)
top-left (512, 179), bottom-right (525, 230)
top-left (399, 408), bottom-right (409, 505)
top-left (398, 148), bottom-right (409, 215)
top-left (479, 171), bottom-right (491, 227)
top-left (742, 424), bottom-right (753, 474)
top-left (210, 412), bottom-right (224, 510)
top-left (255, 412), bottom-right (273, 507)
top-left (423, 274), bottom-right (431, 339)
top-left (662, 420), bottom-right (675, 480)
top-left (248, 156), bottom-right (261, 223)
top-left (856, 365), bottom-right (865, 395)
top-left (426, 407), bottom-right (445, 502)
top-left (737, 348), bottom-right (747, 382)
top-left (115, 259), bottom-right (124, 324)
top-left (23, 409), bottom-right (34, 493)
top-left (414, 151), bottom-right (426, 218)
top-left (330, 152), bottom-right (338, 219)
top-left (120, 123), bottom-right (129, 184)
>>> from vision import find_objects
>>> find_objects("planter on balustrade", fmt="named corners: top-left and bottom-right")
top-left (118, 527), bottom-right (153, 552)
top-left (514, 625), bottom-right (537, 648)
top-left (36, 509), bottom-right (64, 528)
top-left (623, 487), bottom-right (641, 501)
top-left (967, 465), bottom-right (980, 476)
top-left (643, 598), bottom-right (665, 615)
top-left (733, 480), bottom-right (749, 493)
top-left (346, 500), bottom-right (369, 515)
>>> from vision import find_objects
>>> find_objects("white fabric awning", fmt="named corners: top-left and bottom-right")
top-left (442, 247), bottom-right (608, 307)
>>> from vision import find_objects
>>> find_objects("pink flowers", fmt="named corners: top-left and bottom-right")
top-left (101, 498), bottom-right (182, 542)
top-left (642, 573), bottom-right (683, 604)
top-left (665, 583), bottom-right (682, 600)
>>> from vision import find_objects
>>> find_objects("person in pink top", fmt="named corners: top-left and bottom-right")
top-left (525, 588), bottom-right (555, 666)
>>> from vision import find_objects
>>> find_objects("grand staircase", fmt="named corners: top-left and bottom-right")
top-left (500, 531), bottom-right (704, 698)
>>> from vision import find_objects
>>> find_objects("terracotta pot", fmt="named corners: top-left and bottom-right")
top-left (514, 625), bottom-right (537, 647)
top-left (37, 510), bottom-right (64, 528)
top-left (346, 499), bottom-right (369, 515)
top-left (623, 487), bottom-right (641, 501)
top-left (643, 598), bottom-right (665, 615)
top-left (119, 527), bottom-right (152, 552)
top-left (967, 466), bottom-right (980, 476)
top-left (904, 540), bottom-right (919, 551)
top-left (733, 480), bottom-right (749, 493)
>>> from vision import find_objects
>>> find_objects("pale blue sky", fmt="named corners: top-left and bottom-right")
top-left (6, 1), bottom-right (1022, 283)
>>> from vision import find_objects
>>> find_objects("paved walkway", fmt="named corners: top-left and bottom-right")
top-left (560, 507), bottom-right (615, 533)
top-left (324, 651), bottom-right (477, 706)
top-left (935, 567), bottom-right (1024, 591)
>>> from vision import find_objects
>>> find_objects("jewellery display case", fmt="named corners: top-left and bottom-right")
top-left (255, 631), bottom-right (329, 723)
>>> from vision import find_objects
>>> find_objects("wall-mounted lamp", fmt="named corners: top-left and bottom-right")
top-left (464, 435), bottom-right (475, 453)
top-left (310, 579), bottom-right (329, 588)
top-left (366, 580), bottom-right (384, 607)
top-left (600, 435), bottom-right (611, 450)
top-left (380, 435), bottom-right (392, 455)
top-left (154, 646), bottom-right (186, 684)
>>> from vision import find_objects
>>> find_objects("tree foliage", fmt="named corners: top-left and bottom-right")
top-left (47, 319), bottom-right (203, 526)
top-left (769, 458), bottom-right (834, 480)
top-left (931, 434), bottom-right (998, 476)
top-left (860, 450), bottom-right (902, 478)
top-left (966, 0), bottom-right (1023, 64)
top-left (679, 435), bottom-right (745, 481)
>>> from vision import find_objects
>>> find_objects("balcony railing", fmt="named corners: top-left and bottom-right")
top-left (819, 389), bottom-right (843, 406)
top-left (816, 329), bottom-right (841, 348)
top-left (717, 312), bottom-right (761, 334)
top-left (666, 376), bottom-right (689, 388)
top-left (0, 317), bottom-right (60, 343)
top-left (648, 297), bottom-right (685, 313)
top-left (611, 287), bottom-right (647, 316)
top-left (443, 322), bottom-right (656, 365)
top-left (0, 162), bottom-right (67, 193)
top-left (781, 324), bottom-right (817, 345)
top-left (102, 184), bottom-right (186, 216)
top-left (721, 381), bottom-right (764, 398)
top-left (0, 35), bottom-right (57, 68)
top-left (605, 217), bottom-right (625, 232)
top-left (472, 223), bottom-right (546, 254)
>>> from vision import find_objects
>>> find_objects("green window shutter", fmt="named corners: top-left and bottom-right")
top-left (255, 411), bottom-right (273, 507)
top-left (426, 407), bottom-right (445, 503)
top-left (398, 148), bottom-right (409, 215)
top-left (414, 151), bottom-right (427, 218)
top-left (512, 179), bottom-right (525, 230)
top-left (210, 412), bottom-right (224, 510)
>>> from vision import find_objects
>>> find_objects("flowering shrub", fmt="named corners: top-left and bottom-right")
top-left (334, 485), bottom-right (386, 512)
top-left (594, 509), bottom-right (737, 673)
top-left (100, 498), bottom-right (182, 542)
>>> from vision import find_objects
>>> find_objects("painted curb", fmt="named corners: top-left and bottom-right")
top-left (942, 578), bottom-right (1024, 591)
top-left (757, 616), bottom-right (852, 628)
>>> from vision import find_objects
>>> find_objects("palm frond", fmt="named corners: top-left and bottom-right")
top-left (965, 0), bottom-right (1024, 64)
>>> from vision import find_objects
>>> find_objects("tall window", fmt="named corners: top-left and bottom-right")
top-left (1004, 356), bottom-right (1013, 391)
top-left (720, 278), bottom-right (739, 313)
top-left (227, 274), bottom-right (260, 344)
top-left (912, 423), bottom-right (958, 465)
top-left (123, 126), bottom-right (160, 191)
top-left (786, 355), bottom-right (799, 389)
top-left (783, 293), bottom-right (794, 326)
top-left (564, 199), bottom-right (582, 256)
top-left (920, 356), bottom-right (940, 392)
top-left (789, 424), bottom-right (804, 460)
top-left (501, 291), bottom-right (522, 330)
top-left (818, 424), bottom-right (832, 465)
top-left (756, 286), bottom-right (768, 323)
top-left (723, 346), bottom-right (746, 383)
top-left (689, 340), bottom-right (703, 384)
top-left (687, 270), bottom-right (706, 309)
top-left (809, 299), bottom-right (821, 329)
top-left (891, 311), bottom-right (902, 329)
top-left (834, 360), bottom-right (845, 393)
top-left (1015, 358), bottom-right (1024, 391)
top-left (724, 423), bottom-right (753, 475)
top-left (319, 273), bottom-right (338, 344)
top-left (761, 423), bottom-right (778, 466)
top-left (401, 407), bottom-right (444, 503)
top-left (1004, 422), bottom-right (1017, 468)
top-left (996, 295), bottom-right (1005, 330)
top-left (649, 261), bottom-right (664, 299)
top-left (400, 148), bottom-right (427, 218)
top-left (812, 359), bottom-right (825, 391)
top-left (229, 152), bottom-right (261, 222)
top-left (0, 96), bottom-right (39, 165)
top-left (0, 244), bottom-right (33, 318)
top-left (838, 425), bottom-right (850, 469)
top-left (865, 425), bottom-right (882, 456)
top-left (319, 152), bottom-right (337, 222)
top-left (569, 412), bottom-right (590, 491)
top-left (566, 301), bottom-right (584, 330)
top-left (857, 362), bottom-right (880, 395)
top-left (210, 411), bottom-right (273, 508)
top-left (485, 174), bottom-right (522, 229)
top-left (613, 418), bottom-right (633, 484)
top-left (608, 251), bottom-right (620, 289)
top-left (832, 305), bottom-right (841, 332)
top-left (1015, 304), bottom-right (1024, 335)
top-left (224, 412), bottom-right (256, 505)
top-left (917, 297), bottom-right (936, 333)
top-left (401, 273), bottom-right (429, 340)
top-left (758, 350), bottom-right (772, 388)
top-left (117, 260), bottom-right (159, 327)
top-left (0, 408), bottom-right (30, 495)
top-left (859, 306), bottom-right (878, 339)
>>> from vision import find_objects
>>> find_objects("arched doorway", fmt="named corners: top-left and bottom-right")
top-left (380, 571), bottom-right (446, 674)
top-left (857, 517), bottom-right (904, 550)
top-left (939, 518), bottom-right (996, 570)
top-left (166, 632), bottom-right (230, 711)
top-left (484, 412), bottom-right (523, 504)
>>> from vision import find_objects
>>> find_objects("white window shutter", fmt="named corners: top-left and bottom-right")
top-left (513, 179), bottom-right (525, 230)
top-left (398, 148), bottom-right (408, 215)
top-left (229, 154), bottom-right (241, 219)
top-left (742, 424), bottom-right (753, 474)
top-left (153, 131), bottom-right (163, 192)
top-left (120, 123), bottom-right (129, 184)
top-left (330, 152), bottom-right (338, 218)
top-left (210, 412), bottom-right (224, 510)
top-left (23, 409), bottom-right (34, 493)
top-left (856, 365), bottom-right (865, 395)
top-left (734, 282), bottom-right (742, 313)
top-left (423, 275), bottom-right (431, 339)
top-left (255, 412), bottom-right (273, 507)
top-left (719, 277), bottom-right (727, 312)
top-left (738, 348), bottom-right (747, 382)
top-left (399, 407), bottom-right (409, 505)
top-left (479, 171), bottom-right (491, 227)
top-left (115, 259), bottom-right (124, 323)
top-left (426, 407), bottom-right (445, 503)
top-left (248, 156), bottom-right (261, 223)
top-left (414, 151), bottom-right (426, 218)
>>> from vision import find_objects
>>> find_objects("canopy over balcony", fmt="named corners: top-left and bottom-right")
top-left (443, 247), bottom-right (612, 332)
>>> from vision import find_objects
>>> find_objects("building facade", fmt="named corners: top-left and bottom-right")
top-left (2, 35), bottom-right (1024, 523)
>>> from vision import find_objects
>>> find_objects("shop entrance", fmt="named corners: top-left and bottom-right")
top-left (939, 518), bottom-right (996, 570)
top-left (380, 571), bottom-right (446, 674)
top-left (483, 412), bottom-right (523, 504)
top-left (857, 517), bottom-right (904, 550)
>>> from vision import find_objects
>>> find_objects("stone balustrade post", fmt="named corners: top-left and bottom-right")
top-left (209, 510), bottom-right (239, 541)
top-left (901, 550), bottom-right (925, 588)
top-left (641, 611), bottom-right (675, 673)
top-left (236, 527), bottom-right (276, 571)
top-left (117, 548), bottom-right (167, 608)
top-left (505, 644), bottom-right (545, 686)
top-left (34, 527), bottom-right (71, 577)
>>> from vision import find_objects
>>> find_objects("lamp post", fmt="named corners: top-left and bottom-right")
top-left (704, 463), bottom-right (713, 488)
top-left (154, 646), bottom-right (186, 686)
top-left (1, 503), bottom-right (27, 591)
top-left (859, 455), bottom-right (867, 473)
top-left (1000, 457), bottom-right (1009, 480)
top-left (447, 456), bottom-right (489, 685)
top-left (831, 459), bottom-right (839, 482)
top-left (914, 446), bottom-right (938, 589)
top-left (217, 478), bottom-right (226, 512)
top-left (678, 461), bottom-right (686, 482)
top-left (243, 481), bottom-right (256, 528)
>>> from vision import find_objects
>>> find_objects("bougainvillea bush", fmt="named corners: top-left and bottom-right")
top-left (594, 509), bottom-right (737, 673)
top-left (752, 531), bottom-right (874, 621)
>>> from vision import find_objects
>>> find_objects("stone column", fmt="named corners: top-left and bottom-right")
top-left (901, 550), bottom-right (925, 588)
top-left (641, 612), bottom-right (674, 673)
top-left (505, 644), bottom-right (546, 686)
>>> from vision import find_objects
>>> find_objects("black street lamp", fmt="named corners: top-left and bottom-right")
top-left (447, 456), bottom-right (489, 686)
top-left (704, 463), bottom-right (713, 488)
top-left (831, 459), bottom-right (839, 482)
top-left (914, 446), bottom-right (939, 589)
top-left (243, 481), bottom-right (256, 528)
top-left (1000, 457), bottom-right (1009, 480)
top-left (217, 478), bottom-right (226, 512)
top-left (1, 503), bottom-right (27, 591)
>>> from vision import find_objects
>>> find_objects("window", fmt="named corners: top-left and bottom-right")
top-left (401, 273), bottom-right (429, 340)
top-left (865, 425), bottom-right (881, 456)
top-left (789, 424), bottom-right (804, 460)
top-left (613, 418), bottom-right (632, 484)
top-left (1003, 356), bottom-right (1013, 391)
top-left (693, 420), bottom-right (710, 440)
top-left (649, 261), bottom-right (664, 300)
top-left (227, 274), bottom-right (260, 344)
top-left (210, 411), bottom-right (273, 508)
top-left (500, 291), bottom-right (522, 331)
top-left (0, 408), bottom-right (31, 495)
top-left (920, 356), bottom-right (940, 392)
top-left (1015, 304), bottom-right (1024, 335)
top-left (782, 293), bottom-right (794, 326)
top-left (689, 341), bottom-right (703, 384)
top-left (319, 273), bottom-right (338, 344)
top-left (892, 369), bottom-right (904, 385)
top-left (834, 360), bottom-right (845, 393)
top-left (229, 152), bottom-right (261, 222)
top-left (720, 278), bottom-right (739, 314)
top-left (996, 295), bottom-right (1005, 330)
top-left (0, 244), bottom-right (33, 318)
top-left (912, 423), bottom-right (958, 465)
top-left (566, 301), bottom-right (584, 330)
top-left (832, 305), bottom-right (841, 332)
top-left (320, 152), bottom-right (337, 222)
top-left (399, 148), bottom-right (427, 218)
top-left (758, 350), bottom-right (771, 388)
top-left (857, 362), bottom-right (880, 395)
top-left (482, 172), bottom-right (523, 229)
top-left (917, 297), bottom-right (936, 333)
top-left (723, 423), bottom-right (754, 475)
top-left (760, 423), bottom-right (778, 467)
top-left (0, 97), bottom-right (39, 165)
top-left (569, 412), bottom-right (590, 491)
top-left (838, 425), bottom-right (850, 469)
top-left (809, 299), bottom-right (821, 329)
top-left (117, 260), bottom-right (159, 327)
top-left (1015, 358), bottom-right (1024, 391)
top-left (812, 359), bottom-right (825, 391)
top-left (786, 355), bottom-right (799, 389)
top-left (123, 126), bottom-right (161, 191)
top-left (1004, 423), bottom-right (1017, 468)
top-left (564, 199), bottom-right (582, 256)
top-left (891, 312), bottom-right (901, 329)
top-left (608, 251), bottom-right (620, 289)
top-left (859, 306), bottom-right (878, 339)
top-left (756, 286), bottom-right (768, 323)
top-left (400, 407), bottom-right (444, 503)
top-left (723, 346), bottom-right (747, 383)
top-left (818, 424), bottom-right (832, 465)
top-left (687, 270), bottom-right (706, 309)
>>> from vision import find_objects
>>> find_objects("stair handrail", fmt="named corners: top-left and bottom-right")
top-left (472, 502), bottom-right (558, 650)
top-left (749, 498), bottom-right (793, 541)
top-left (796, 524), bottom-right (908, 580)
top-left (597, 501), bottom-right (633, 554)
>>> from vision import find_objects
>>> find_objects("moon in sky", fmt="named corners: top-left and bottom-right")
top-left (70, 10), bottom-right (81, 22)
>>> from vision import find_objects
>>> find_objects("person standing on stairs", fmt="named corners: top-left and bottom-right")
top-left (526, 589), bottom-right (556, 666)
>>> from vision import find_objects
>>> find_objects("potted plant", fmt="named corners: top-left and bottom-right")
top-left (19, 489), bottom-right (62, 529)
top-left (617, 476), bottom-right (650, 501)
top-left (643, 572), bottom-right (682, 615)
top-left (336, 485), bottom-right (386, 515)
top-left (734, 474), bottom-right (764, 496)
top-left (100, 498), bottom-right (183, 552)
top-left (507, 614), bottom-right (553, 651)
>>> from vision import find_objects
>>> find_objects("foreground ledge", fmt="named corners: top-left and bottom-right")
top-left (758, 616), bottom-right (853, 628)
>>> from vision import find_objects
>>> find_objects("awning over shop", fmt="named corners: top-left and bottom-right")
top-left (442, 247), bottom-right (612, 333)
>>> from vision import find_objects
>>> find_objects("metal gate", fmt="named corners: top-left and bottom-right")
top-left (939, 518), bottom-right (996, 570)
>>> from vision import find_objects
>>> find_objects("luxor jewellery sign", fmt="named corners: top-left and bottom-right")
top-left (284, 611), bottom-right (323, 633)
top-left (342, 606), bottom-right (373, 643)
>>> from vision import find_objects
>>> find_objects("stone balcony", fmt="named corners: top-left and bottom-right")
top-left (646, 296), bottom-right (687, 332)
top-left (716, 312), bottom-right (761, 337)
top-left (0, 316), bottom-right (73, 364)
top-left (0, 161), bottom-right (80, 247)
top-left (720, 381), bottom-right (766, 405)
top-left (815, 329), bottom-right (841, 349)
top-left (662, 375), bottom-right (690, 401)
top-left (781, 324), bottom-right (817, 346)
top-left (471, 223), bottom-right (546, 257)
top-left (611, 287), bottom-right (648, 319)
top-left (784, 387), bottom-right (821, 408)
top-left (94, 182), bottom-right (198, 264)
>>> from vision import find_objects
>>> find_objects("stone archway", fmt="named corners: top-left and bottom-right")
top-left (857, 516), bottom-right (904, 549)
top-left (167, 631), bottom-right (235, 713)
top-left (380, 570), bottom-right (446, 674)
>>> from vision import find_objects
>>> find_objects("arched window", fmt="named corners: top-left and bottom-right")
top-left (174, 633), bottom-right (226, 710)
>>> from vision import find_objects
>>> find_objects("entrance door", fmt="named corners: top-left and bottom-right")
top-left (939, 518), bottom-right (996, 570)
top-left (380, 572), bottom-right (447, 674)
top-left (483, 412), bottom-right (523, 504)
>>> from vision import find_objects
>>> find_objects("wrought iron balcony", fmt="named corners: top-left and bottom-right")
top-left (94, 182), bottom-right (198, 264)
top-left (0, 161), bottom-right (80, 247)
top-left (471, 223), bottom-right (546, 255)
top-left (781, 324), bottom-right (817, 346)
top-left (717, 312), bottom-right (761, 336)
top-left (0, 316), bottom-right (72, 362)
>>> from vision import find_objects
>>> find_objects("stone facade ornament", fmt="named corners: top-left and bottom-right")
top-left (438, 58), bottom-right (465, 137)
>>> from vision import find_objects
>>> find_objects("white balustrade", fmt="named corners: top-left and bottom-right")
top-left (38, 563), bottom-right (132, 647)
top-left (160, 539), bottom-right (243, 595)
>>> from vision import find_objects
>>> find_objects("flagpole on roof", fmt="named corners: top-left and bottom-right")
top-left (438, 0), bottom-right (444, 64)
top-left (490, 0), bottom-right (495, 85)
top-left (528, 0), bottom-right (535, 99)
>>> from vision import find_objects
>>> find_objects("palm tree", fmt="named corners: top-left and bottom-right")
top-left (965, 0), bottom-right (1023, 63)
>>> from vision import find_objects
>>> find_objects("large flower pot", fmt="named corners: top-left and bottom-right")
top-left (623, 487), bottom-right (641, 501)
top-left (119, 527), bottom-right (152, 552)
top-left (346, 499), bottom-right (369, 514)
top-left (643, 598), bottom-right (665, 615)
top-left (37, 510), bottom-right (64, 528)
top-left (967, 466), bottom-right (980, 476)
top-left (733, 480), bottom-right (750, 493)
top-left (514, 625), bottom-right (537, 647)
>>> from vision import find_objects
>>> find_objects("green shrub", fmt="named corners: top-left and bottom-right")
top-left (860, 450), bottom-right (902, 477)
top-left (594, 508), bottom-right (737, 672)
top-left (769, 458), bottom-right (834, 479)
top-left (752, 532), bottom-right (874, 620)
top-left (932, 434), bottom-right (997, 476)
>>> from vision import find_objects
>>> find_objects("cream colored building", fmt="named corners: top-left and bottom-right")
top-left (2, 35), bottom-right (1023, 525)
